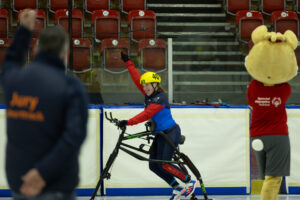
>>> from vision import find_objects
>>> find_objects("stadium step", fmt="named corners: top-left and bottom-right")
top-left (158, 31), bottom-right (234, 39)
top-left (147, 3), bottom-right (223, 13)
top-left (172, 41), bottom-right (240, 51)
top-left (156, 13), bottom-right (227, 22)
top-left (148, 0), bottom-right (245, 76)
top-left (157, 22), bottom-right (232, 32)
top-left (147, 0), bottom-right (222, 4)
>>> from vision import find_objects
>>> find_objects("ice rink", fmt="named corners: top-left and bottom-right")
top-left (1, 195), bottom-right (300, 200)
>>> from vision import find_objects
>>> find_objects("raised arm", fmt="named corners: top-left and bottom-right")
top-left (121, 52), bottom-right (145, 95)
top-left (1, 10), bottom-right (36, 77)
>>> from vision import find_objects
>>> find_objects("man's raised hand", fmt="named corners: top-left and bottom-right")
top-left (20, 9), bottom-right (37, 31)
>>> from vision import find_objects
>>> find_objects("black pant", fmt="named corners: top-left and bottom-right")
top-left (149, 124), bottom-right (188, 185)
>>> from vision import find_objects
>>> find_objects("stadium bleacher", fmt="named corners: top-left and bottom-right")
top-left (55, 9), bottom-right (84, 38)
top-left (235, 10), bottom-right (264, 43)
top-left (85, 0), bottom-right (110, 13)
top-left (12, 0), bottom-right (37, 12)
top-left (100, 38), bottom-right (129, 73)
top-left (225, 0), bottom-right (251, 15)
top-left (260, 0), bottom-right (286, 15)
top-left (49, 0), bottom-right (71, 13)
top-left (138, 38), bottom-right (167, 72)
top-left (128, 9), bottom-right (156, 42)
top-left (271, 10), bottom-right (299, 37)
top-left (120, 0), bottom-right (146, 14)
top-left (91, 9), bottom-right (120, 40)
top-left (0, 0), bottom-right (299, 105)
top-left (0, 9), bottom-right (8, 38)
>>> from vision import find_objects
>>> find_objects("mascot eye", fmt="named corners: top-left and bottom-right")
top-left (268, 76), bottom-right (271, 79)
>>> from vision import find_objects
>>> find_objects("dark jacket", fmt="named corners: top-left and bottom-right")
top-left (0, 26), bottom-right (88, 193)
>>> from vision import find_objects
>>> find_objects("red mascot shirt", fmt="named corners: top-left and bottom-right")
top-left (247, 80), bottom-right (291, 138)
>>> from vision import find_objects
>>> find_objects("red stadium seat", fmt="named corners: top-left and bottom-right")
top-left (86, 0), bottom-right (110, 13)
top-left (0, 9), bottom-right (8, 38)
top-left (0, 38), bottom-right (13, 67)
top-left (100, 38), bottom-right (129, 73)
top-left (92, 10), bottom-right (120, 41)
top-left (12, 0), bottom-right (37, 11)
top-left (128, 10), bottom-right (156, 42)
top-left (49, 0), bottom-right (74, 13)
top-left (138, 39), bottom-right (167, 72)
top-left (55, 9), bottom-right (84, 38)
top-left (236, 11), bottom-right (264, 42)
top-left (226, 0), bottom-right (251, 15)
top-left (248, 39), bottom-right (254, 52)
top-left (271, 11), bottom-right (299, 37)
top-left (72, 38), bottom-right (92, 71)
top-left (121, 0), bottom-right (146, 14)
top-left (18, 9), bottom-right (46, 38)
top-left (260, 0), bottom-right (285, 15)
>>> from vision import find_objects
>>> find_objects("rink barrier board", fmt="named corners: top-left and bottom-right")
top-left (1, 105), bottom-right (300, 196)
top-left (102, 106), bottom-right (251, 196)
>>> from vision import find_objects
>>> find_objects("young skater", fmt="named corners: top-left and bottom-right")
top-left (119, 52), bottom-right (198, 200)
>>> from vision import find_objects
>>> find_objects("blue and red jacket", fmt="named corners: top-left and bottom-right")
top-left (125, 61), bottom-right (176, 131)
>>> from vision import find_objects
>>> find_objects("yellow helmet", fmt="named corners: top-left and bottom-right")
top-left (140, 72), bottom-right (161, 84)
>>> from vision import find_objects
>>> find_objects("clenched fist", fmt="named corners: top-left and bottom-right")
top-left (20, 9), bottom-right (37, 31)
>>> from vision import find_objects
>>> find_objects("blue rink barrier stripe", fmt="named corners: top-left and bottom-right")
top-left (0, 190), bottom-right (12, 197)
top-left (286, 105), bottom-right (300, 109)
top-left (2, 105), bottom-right (300, 109)
top-left (105, 187), bottom-right (248, 196)
top-left (289, 187), bottom-right (300, 194)
top-left (0, 189), bottom-right (95, 197)
top-left (103, 105), bottom-right (250, 109)
top-left (76, 189), bottom-right (95, 196)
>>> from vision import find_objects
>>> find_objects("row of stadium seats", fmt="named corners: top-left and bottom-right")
top-left (225, 0), bottom-right (300, 15)
top-left (1, 0), bottom-right (165, 86)
top-left (0, 8), bottom-right (156, 41)
top-left (11, 0), bottom-right (146, 14)
top-left (235, 10), bottom-right (299, 43)
top-left (0, 38), bottom-right (167, 73)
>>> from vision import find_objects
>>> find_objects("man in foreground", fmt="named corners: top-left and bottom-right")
top-left (1, 9), bottom-right (88, 200)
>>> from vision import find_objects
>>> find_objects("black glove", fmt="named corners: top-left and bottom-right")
top-left (121, 52), bottom-right (129, 62)
top-left (117, 120), bottom-right (128, 130)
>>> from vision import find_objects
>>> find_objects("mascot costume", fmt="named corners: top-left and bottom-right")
top-left (245, 25), bottom-right (298, 200)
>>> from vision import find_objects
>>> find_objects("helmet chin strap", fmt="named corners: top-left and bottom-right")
top-left (150, 83), bottom-right (159, 95)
